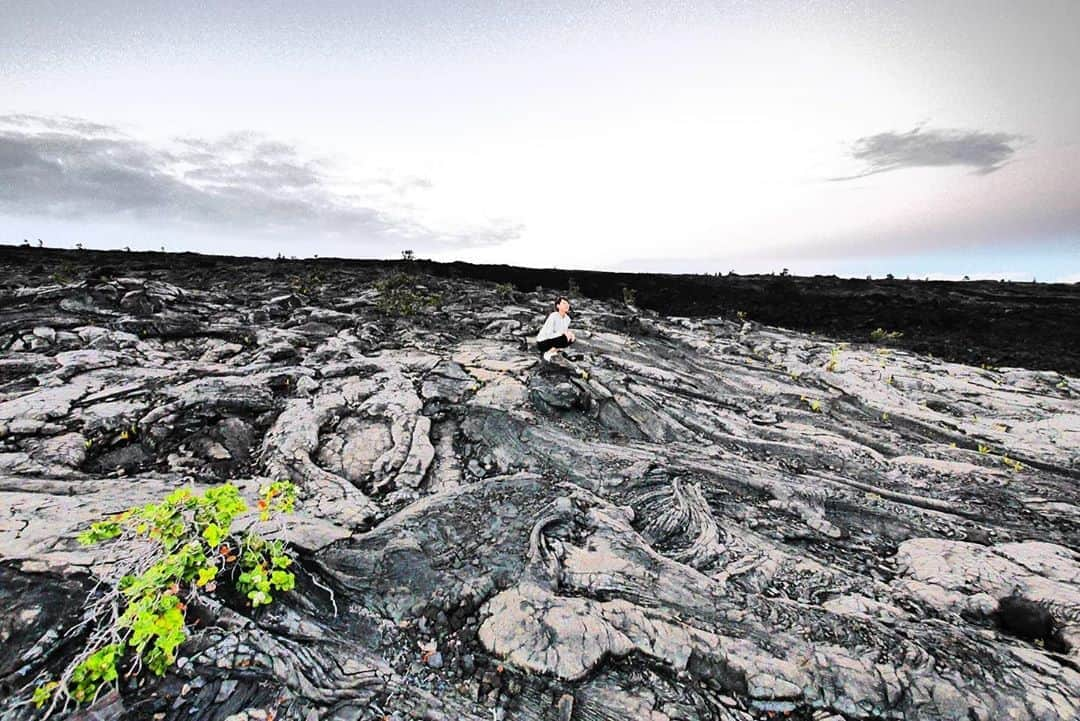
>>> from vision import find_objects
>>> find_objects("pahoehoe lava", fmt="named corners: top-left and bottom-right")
top-left (1, 247), bottom-right (1078, 721)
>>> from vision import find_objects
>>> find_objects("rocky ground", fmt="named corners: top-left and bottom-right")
top-left (0, 247), bottom-right (1078, 721)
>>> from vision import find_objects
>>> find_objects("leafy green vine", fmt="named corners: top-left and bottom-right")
top-left (32, 480), bottom-right (298, 716)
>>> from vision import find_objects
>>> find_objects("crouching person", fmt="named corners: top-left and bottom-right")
top-left (537, 296), bottom-right (575, 360)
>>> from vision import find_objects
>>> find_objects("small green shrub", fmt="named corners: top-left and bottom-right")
top-left (621, 286), bottom-right (637, 306)
top-left (289, 271), bottom-right (323, 296)
top-left (375, 272), bottom-right (413, 291)
top-left (32, 481), bottom-right (297, 715)
top-left (375, 272), bottom-right (439, 316)
top-left (495, 282), bottom-right (515, 299)
top-left (50, 260), bottom-right (79, 285)
top-left (870, 327), bottom-right (903, 342)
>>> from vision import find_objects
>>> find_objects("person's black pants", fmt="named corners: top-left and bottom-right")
top-left (537, 334), bottom-right (573, 352)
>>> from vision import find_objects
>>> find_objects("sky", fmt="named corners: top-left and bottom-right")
top-left (2, 0), bottom-right (1078, 281)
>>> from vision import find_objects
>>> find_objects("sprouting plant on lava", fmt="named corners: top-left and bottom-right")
top-left (289, 270), bottom-right (324, 296)
top-left (800, 395), bottom-right (822, 413)
top-left (495, 282), bottom-right (515, 299)
top-left (978, 444), bottom-right (991, 454)
top-left (117, 423), bottom-right (138, 443)
top-left (825, 346), bottom-right (841, 373)
top-left (621, 286), bottom-right (637, 306)
top-left (51, 260), bottom-right (78, 285)
top-left (374, 272), bottom-right (439, 316)
top-left (1001, 455), bottom-right (1024, 472)
top-left (870, 328), bottom-right (903, 342)
top-left (30, 481), bottom-right (298, 716)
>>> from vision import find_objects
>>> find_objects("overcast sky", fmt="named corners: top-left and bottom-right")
top-left (2, 1), bottom-right (1078, 280)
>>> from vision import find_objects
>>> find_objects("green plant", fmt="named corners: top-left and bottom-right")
top-left (51, 260), bottom-right (78, 285)
top-left (375, 272), bottom-right (439, 316)
top-left (1001, 455), bottom-right (1024, 472)
top-left (495, 282), bottom-right (515, 299)
top-left (800, 395), bottom-right (822, 413)
top-left (825, 346), bottom-right (841, 373)
top-left (567, 276), bottom-right (581, 297)
top-left (32, 481), bottom-right (297, 715)
top-left (621, 286), bottom-right (637, 306)
top-left (118, 423), bottom-right (138, 442)
top-left (289, 270), bottom-right (323, 296)
top-left (870, 328), bottom-right (903, 342)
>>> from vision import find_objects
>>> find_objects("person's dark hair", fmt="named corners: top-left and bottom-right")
top-left (555, 296), bottom-right (569, 309)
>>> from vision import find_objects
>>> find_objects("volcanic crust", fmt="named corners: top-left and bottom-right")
top-left (1, 247), bottom-right (1078, 721)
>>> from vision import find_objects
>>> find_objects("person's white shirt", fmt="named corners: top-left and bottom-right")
top-left (536, 311), bottom-right (571, 342)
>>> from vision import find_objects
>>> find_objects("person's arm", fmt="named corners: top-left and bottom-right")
top-left (537, 312), bottom-right (557, 340)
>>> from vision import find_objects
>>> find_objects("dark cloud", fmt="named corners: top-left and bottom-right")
top-left (831, 126), bottom-right (1027, 181)
top-left (0, 114), bottom-right (520, 250)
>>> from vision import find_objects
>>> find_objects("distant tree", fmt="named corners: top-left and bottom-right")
top-left (401, 249), bottom-right (415, 261)
top-left (780, 268), bottom-right (789, 277)
top-left (886, 273), bottom-right (894, 280)
top-left (124, 246), bottom-right (131, 252)
top-left (76, 243), bottom-right (83, 250)
top-left (36, 239), bottom-right (43, 248)
top-left (21, 239), bottom-right (30, 247)
top-left (963, 275), bottom-right (970, 281)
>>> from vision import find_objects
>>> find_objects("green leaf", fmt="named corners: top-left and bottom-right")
top-left (196, 565), bottom-right (218, 587)
top-left (33, 681), bottom-right (58, 708)
top-left (270, 570), bottom-right (295, 591)
top-left (202, 523), bottom-right (224, 547)
top-left (249, 590), bottom-right (272, 606)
